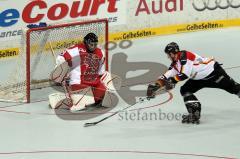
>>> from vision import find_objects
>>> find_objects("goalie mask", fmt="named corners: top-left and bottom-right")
top-left (84, 33), bottom-right (98, 52)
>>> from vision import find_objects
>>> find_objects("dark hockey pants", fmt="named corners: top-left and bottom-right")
top-left (180, 62), bottom-right (240, 116)
top-left (180, 62), bottom-right (240, 96)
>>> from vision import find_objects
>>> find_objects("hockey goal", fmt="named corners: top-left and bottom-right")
top-left (0, 19), bottom-right (109, 103)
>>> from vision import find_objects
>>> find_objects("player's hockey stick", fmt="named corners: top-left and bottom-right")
top-left (83, 97), bottom-right (150, 127)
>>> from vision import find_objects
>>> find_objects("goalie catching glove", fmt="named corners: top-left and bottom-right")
top-left (147, 75), bottom-right (176, 99)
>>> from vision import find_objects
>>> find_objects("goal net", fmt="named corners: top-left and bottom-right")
top-left (0, 19), bottom-right (109, 103)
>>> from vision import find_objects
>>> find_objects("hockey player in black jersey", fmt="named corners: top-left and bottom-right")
top-left (147, 42), bottom-right (240, 124)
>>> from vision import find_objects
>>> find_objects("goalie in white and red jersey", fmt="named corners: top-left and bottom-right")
top-left (51, 33), bottom-right (107, 111)
top-left (147, 42), bottom-right (240, 124)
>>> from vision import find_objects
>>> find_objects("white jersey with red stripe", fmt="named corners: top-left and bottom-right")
top-left (163, 51), bottom-right (215, 81)
top-left (59, 43), bottom-right (105, 86)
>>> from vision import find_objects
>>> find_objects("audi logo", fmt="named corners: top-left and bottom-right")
top-left (192, 0), bottom-right (240, 11)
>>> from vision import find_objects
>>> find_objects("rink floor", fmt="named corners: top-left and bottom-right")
top-left (0, 27), bottom-right (240, 159)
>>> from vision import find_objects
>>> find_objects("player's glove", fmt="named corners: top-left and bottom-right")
top-left (157, 75), bottom-right (176, 91)
top-left (147, 83), bottom-right (160, 99)
top-left (164, 77), bottom-right (176, 90)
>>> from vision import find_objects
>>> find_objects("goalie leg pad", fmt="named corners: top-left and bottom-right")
top-left (49, 92), bottom-right (71, 109)
top-left (101, 91), bottom-right (117, 108)
top-left (92, 82), bottom-right (107, 103)
top-left (70, 88), bottom-right (95, 112)
top-left (100, 71), bottom-right (122, 91)
top-left (49, 88), bottom-right (95, 111)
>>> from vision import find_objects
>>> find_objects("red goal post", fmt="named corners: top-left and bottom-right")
top-left (0, 19), bottom-right (109, 103)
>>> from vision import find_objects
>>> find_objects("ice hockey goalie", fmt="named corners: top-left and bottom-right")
top-left (49, 33), bottom-right (121, 111)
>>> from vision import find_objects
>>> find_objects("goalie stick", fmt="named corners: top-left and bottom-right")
top-left (83, 96), bottom-right (150, 127)
top-left (83, 86), bottom-right (167, 127)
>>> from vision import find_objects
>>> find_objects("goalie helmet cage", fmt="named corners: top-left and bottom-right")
top-left (0, 19), bottom-right (109, 103)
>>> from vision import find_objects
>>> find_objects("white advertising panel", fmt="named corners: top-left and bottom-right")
top-left (0, 0), bottom-right (127, 41)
